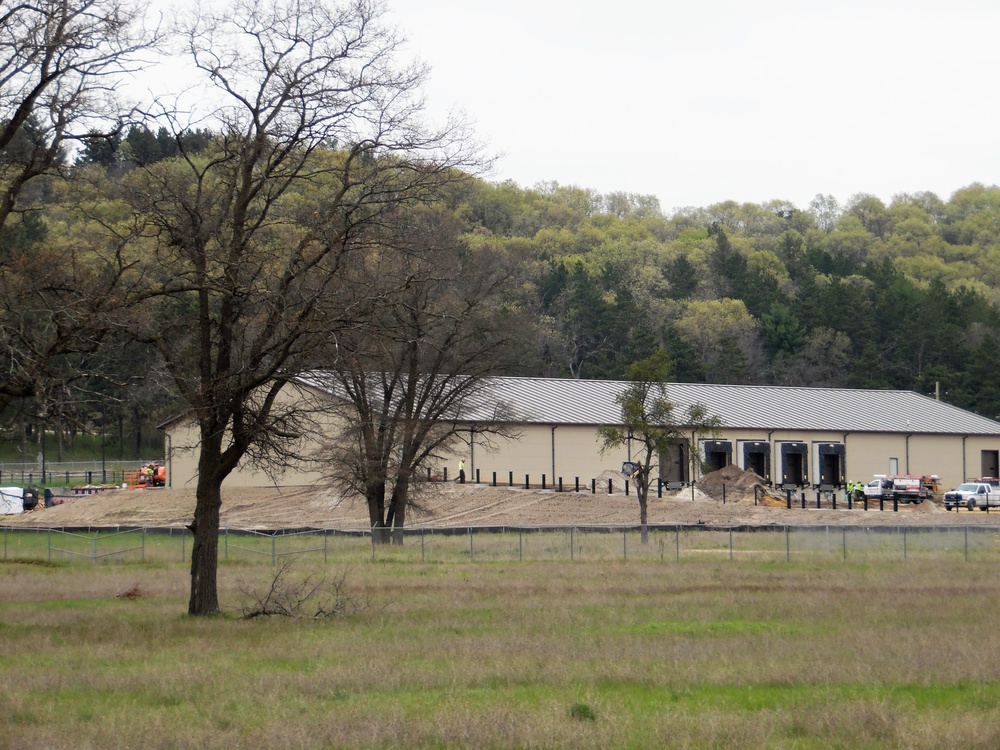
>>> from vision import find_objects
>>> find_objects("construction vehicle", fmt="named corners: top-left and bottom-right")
top-left (863, 474), bottom-right (940, 504)
top-left (125, 463), bottom-right (166, 488)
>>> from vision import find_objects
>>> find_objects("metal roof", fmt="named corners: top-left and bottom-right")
top-left (455, 377), bottom-right (1000, 436)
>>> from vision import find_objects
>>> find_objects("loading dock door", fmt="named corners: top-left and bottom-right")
top-left (701, 440), bottom-right (732, 473)
top-left (982, 450), bottom-right (999, 478)
top-left (812, 442), bottom-right (845, 487)
top-left (778, 442), bottom-right (808, 487)
top-left (738, 441), bottom-right (771, 482)
top-left (659, 439), bottom-right (690, 487)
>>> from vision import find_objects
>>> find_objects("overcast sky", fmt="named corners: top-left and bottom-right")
top-left (387, 0), bottom-right (1000, 212)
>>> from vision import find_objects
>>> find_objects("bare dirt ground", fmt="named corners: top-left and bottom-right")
top-left (3, 465), bottom-right (995, 530)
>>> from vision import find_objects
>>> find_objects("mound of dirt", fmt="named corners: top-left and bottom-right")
top-left (695, 465), bottom-right (770, 503)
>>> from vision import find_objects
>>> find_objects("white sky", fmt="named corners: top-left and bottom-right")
top-left (387, 0), bottom-right (1000, 212)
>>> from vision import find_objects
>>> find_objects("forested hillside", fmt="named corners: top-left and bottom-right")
top-left (444, 180), bottom-right (1000, 418)
top-left (5, 117), bottom-right (1000, 448)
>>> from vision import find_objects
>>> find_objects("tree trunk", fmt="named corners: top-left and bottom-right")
top-left (638, 484), bottom-right (649, 545)
top-left (388, 476), bottom-right (410, 545)
top-left (366, 483), bottom-right (390, 545)
top-left (188, 471), bottom-right (223, 615)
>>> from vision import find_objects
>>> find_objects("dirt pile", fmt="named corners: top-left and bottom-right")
top-left (695, 465), bottom-right (772, 503)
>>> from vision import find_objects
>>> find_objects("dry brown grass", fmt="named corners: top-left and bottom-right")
top-left (2, 558), bottom-right (1000, 748)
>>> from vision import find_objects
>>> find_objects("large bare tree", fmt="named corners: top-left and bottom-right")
top-left (315, 204), bottom-right (521, 543)
top-left (117, 0), bottom-right (477, 614)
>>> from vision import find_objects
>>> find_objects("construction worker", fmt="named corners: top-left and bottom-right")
top-left (458, 458), bottom-right (466, 484)
top-left (852, 481), bottom-right (865, 505)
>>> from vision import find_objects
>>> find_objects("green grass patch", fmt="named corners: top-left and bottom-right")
top-left (3, 558), bottom-right (1000, 748)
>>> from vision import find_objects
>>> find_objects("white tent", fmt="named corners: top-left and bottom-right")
top-left (0, 487), bottom-right (23, 515)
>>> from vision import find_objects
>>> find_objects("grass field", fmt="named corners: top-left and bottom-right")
top-left (2, 553), bottom-right (1000, 749)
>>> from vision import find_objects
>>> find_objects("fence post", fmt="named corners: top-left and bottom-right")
top-left (558, 477), bottom-right (563, 493)
top-left (816, 491), bottom-right (821, 509)
top-left (542, 474), bottom-right (546, 490)
top-left (444, 467), bottom-right (448, 482)
top-left (48, 528), bottom-right (51, 563)
top-left (591, 478), bottom-right (596, 494)
top-left (608, 479), bottom-right (613, 495)
top-left (575, 477), bottom-right (580, 492)
top-left (893, 496), bottom-right (898, 512)
top-left (625, 480), bottom-right (629, 496)
top-left (525, 474), bottom-right (530, 490)
top-left (657, 480), bottom-right (662, 499)
top-left (723, 484), bottom-right (726, 504)
top-left (493, 471), bottom-right (497, 487)
top-left (476, 469), bottom-right (480, 484)
top-left (800, 491), bottom-right (806, 509)
top-left (509, 471), bottom-right (514, 487)
top-left (786, 489), bottom-right (791, 509)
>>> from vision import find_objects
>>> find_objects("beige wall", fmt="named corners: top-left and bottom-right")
top-left (450, 425), bottom-right (997, 492)
top-left (163, 383), bottom-right (341, 490)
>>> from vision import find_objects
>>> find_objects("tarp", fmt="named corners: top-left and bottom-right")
top-left (0, 487), bottom-right (24, 515)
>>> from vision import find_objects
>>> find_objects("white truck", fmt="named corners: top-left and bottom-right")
top-left (942, 482), bottom-right (1000, 511)
top-left (863, 475), bottom-right (939, 504)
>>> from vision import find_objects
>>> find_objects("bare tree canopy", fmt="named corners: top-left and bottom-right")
top-left (0, 0), bottom-right (155, 226)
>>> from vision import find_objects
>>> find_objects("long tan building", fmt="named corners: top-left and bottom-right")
top-left (161, 377), bottom-right (1000, 493)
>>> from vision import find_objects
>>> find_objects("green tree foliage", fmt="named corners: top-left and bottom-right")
top-left (598, 350), bottom-right (721, 541)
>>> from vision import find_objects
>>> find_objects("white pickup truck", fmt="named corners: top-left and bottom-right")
top-left (943, 482), bottom-right (1000, 511)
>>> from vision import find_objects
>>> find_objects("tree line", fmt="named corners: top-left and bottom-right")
top-left (445, 181), bottom-right (1000, 418)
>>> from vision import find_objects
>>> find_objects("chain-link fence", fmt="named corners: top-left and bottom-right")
top-left (4, 524), bottom-right (1000, 565)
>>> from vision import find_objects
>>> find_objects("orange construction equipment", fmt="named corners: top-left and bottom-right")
top-left (126, 463), bottom-right (167, 489)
